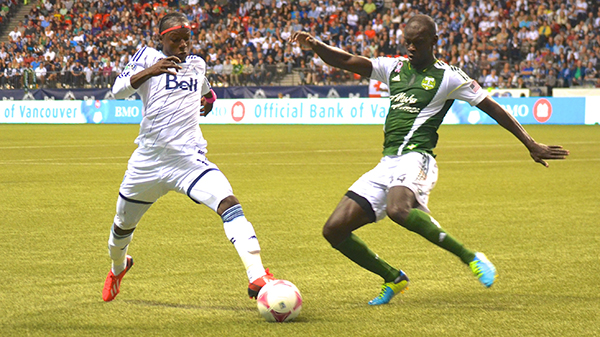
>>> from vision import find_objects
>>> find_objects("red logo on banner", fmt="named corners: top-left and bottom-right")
top-left (231, 101), bottom-right (245, 122)
top-left (533, 98), bottom-right (552, 123)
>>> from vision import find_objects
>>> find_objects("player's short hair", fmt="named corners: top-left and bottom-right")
top-left (406, 14), bottom-right (437, 38)
top-left (158, 12), bottom-right (189, 35)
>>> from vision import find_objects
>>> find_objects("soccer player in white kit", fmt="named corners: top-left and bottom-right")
top-left (102, 12), bottom-right (274, 302)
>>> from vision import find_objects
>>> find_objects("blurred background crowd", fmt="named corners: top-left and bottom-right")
top-left (0, 0), bottom-right (599, 94)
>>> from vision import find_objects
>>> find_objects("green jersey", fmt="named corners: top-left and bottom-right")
top-left (370, 57), bottom-right (487, 156)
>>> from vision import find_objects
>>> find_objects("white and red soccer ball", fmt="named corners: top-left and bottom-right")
top-left (256, 279), bottom-right (302, 322)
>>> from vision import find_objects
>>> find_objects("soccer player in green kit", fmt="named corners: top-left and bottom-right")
top-left (291, 14), bottom-right (569, 305)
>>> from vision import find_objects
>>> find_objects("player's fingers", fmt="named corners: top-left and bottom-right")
top-left (165, 56), bottom-right (182, 63)
top-left (548, 145), bottom-right (569, 153)
top-left (552, 149), bottom-right (570, 156)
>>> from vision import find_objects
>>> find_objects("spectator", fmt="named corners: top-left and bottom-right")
top-left (0, 0), bottom-right (597, 89)
top-left (363, 0), bottom-right (377, 19)
top-left (545, 68), bottom-right (557, 95)
top-left (21, 62), bottom-right (36, 89)
top-left (35, 61), bottom-right (47, 87)
top-left (8, 26), bottom-right (21, 42)
top-left (0, 59), bottom-right (6, 89)
top-left (242, 58), bottom-right (254, 85)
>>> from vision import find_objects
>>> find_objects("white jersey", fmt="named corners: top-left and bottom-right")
top-left (112, 47), bottom-right (212, 152)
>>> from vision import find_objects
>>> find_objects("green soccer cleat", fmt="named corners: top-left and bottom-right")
top-left (368, 271), bottom-right (409, 306)
top-left (470, 252), bottom-right (497, 287)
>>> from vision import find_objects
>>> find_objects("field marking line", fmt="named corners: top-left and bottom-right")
top-left (0, 158), bottom-right (598, 166)
top-left (0, 144), bottom-right (129, 150)
top-left (1, 140), bottom-right (598, 151)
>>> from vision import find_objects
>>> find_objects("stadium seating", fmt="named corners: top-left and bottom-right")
top-left (0, 0), bottom-right (598, 92)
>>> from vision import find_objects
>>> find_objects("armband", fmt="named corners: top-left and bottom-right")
top-left (205, 89), bottom-right (217, 104)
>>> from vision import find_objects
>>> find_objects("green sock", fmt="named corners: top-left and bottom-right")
top-left (334, 233), bottom-right (400, 283)
top-left (403, 209), bottom-right (476, 265)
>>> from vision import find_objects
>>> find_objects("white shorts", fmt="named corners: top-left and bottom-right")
top-left (118, 146), bottom-right (233, 212)
top-left (348, 152), bottom-right (438, 222)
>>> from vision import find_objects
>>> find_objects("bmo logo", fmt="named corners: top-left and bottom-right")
top-left (231, 101), bottom-right (245, 122)
top-left (115, 106), bottom-right (140, 117)
top-left (533, 98), bottom-right (552, 123)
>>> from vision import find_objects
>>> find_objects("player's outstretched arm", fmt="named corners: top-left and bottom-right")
top-left (290, 31), bottom-right (372, 77)
top-left (477, 96), bottom-right (569, 167)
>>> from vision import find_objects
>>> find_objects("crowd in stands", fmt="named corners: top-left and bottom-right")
top-left (1, 0), bottom-right (599, 95)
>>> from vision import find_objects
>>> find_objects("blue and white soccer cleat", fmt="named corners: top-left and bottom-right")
top-left (368, 270), bottom-right (409, 306)
top-left (469, 252), bottom-right (497, 287)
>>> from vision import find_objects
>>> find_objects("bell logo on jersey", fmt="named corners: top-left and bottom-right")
top-left (166, 74), bottom-right (198, 92)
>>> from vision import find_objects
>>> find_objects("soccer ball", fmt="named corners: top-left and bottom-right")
top-left (256, 279), bottom-right (302, 322)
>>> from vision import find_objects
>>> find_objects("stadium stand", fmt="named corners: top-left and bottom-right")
top-left (0, 0), bottom-right (598, 93)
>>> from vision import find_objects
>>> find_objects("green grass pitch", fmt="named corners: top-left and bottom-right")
top-left (0, 123), bottom-right (599, 336)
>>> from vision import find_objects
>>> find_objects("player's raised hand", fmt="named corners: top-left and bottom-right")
top-left (150, 56), bottom-right (182, 76)
top-left (528, 142), bottom-right (569, 167)
top-left (200, 97), bottom-right (213, 117)
top-left (290, 31), bottom-right (316, 50)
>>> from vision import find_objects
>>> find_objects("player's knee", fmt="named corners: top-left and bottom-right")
top-left (322, 218), bottom-right (346, 246)
top-left (386, 204), bottom-right (411, 227)
top-left (114, 213), bottom-right (137, 231)
top-left (217, 195), bottom-right (240, 215)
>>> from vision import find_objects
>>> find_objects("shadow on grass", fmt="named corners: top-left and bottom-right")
top-left (124, 299), bottom-right (256, 311)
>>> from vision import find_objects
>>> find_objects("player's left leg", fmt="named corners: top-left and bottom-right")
top-left (182, 167), bottom-right (271, 298)
top-left (386, 152), bottom-right (496, 287)
top-left (387, 186), bottom-right (475, 264)
top-left (217, 195), bottom-right (274, 299)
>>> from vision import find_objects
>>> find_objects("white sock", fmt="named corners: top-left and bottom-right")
top-left (222, 213), bottom-right (266, 282)
top-left (108, 226), bottom-right (134, 275)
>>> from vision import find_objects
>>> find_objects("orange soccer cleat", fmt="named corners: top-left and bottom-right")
top-left (102, 255), bottom-right (134, 302)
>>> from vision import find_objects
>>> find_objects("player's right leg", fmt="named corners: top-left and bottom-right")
top-left (323, 192), bottom-right (407, 305)
top-left (103, 195), bottom-right (153, 302)
top-left (104, 147), bottom-right (162, 302)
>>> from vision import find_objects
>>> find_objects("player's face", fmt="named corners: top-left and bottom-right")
top-left (403, 23), bottom-right (437, 70)
top-left (162, 27), bottom-right (191, 62)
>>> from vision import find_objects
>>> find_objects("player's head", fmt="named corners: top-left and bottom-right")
top-left (403, 14), bottom-right (438, 70)
top-left (158, 12), bottom-right (191, 61)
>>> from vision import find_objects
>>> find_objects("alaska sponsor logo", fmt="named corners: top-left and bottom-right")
top-left (232, 101), bottom-right (245, 122)
top-left (390, 92), bottom-right (420, 113)
top-left (421, 76), bottom-right (436, 90)
top-left (533, 98), bottom-right (552, 123)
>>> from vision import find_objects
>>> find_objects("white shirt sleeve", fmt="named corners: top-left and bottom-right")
top-left (446, 68), bottom-right (488, 106)
top-left (201, 77), bottom-right (211, 96)
top-left (111, 46), bottom-right (151, 99)
top-left (370, 57), bottom-right (401, 86)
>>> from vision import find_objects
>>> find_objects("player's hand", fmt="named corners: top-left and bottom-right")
top-left (150, 56), bottom-right (182, 76)
top-left (200, 97), bottom-right (213, 117)
top-left (290, 31), bottom-right (316, 50)
top-left (528, 142), bottom-right (569, 167)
